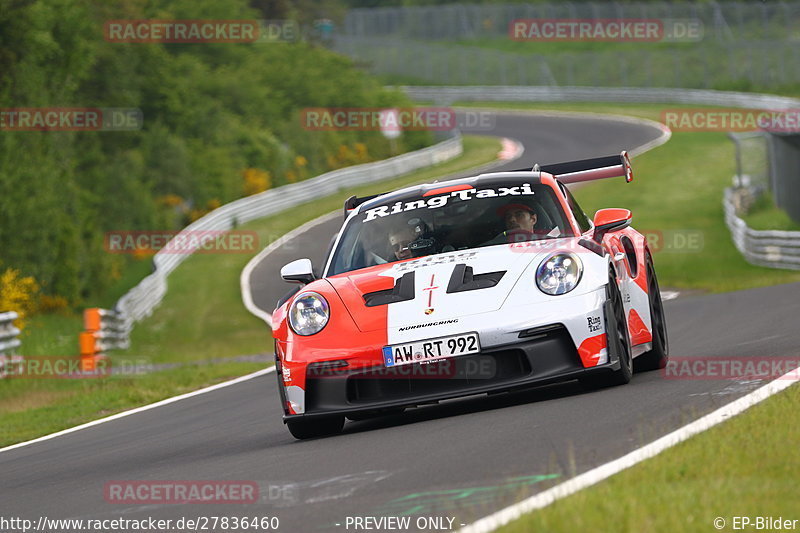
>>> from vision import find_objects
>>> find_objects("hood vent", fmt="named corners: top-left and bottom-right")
top-left (363, 271), bottom-right (416, 307)
top-left (446, 264), bottom-right (505, 294)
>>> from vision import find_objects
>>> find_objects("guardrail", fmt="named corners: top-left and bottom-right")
top-left (79, 308), bottom-right (131, 370)
top-left (725, 131), bottom-right (800, 270)
top-left (723, 188), bottom-right (800, 270)
top-left (0, 311), bottom-right (23, 379)
top-left (115, 132), bottom-right (463, 323)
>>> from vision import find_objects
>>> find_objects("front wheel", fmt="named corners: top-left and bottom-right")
top-left (580, 269), bottom-right (633, 389)
top-left (286, 416), bottom-right (344, 440)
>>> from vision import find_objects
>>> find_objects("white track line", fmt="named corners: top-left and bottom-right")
top-left (460, 371), bottom-right (797, 533)
top-left (240, 212), bottom-right (342, 329)
top-left (0, 367), bottom-right (275, 455)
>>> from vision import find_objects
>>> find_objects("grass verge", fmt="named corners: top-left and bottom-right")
top-left (743, 192), bottom-right (800, 232)
top-left (0, 135), bottom-right (502, 446)
top-left (395, 37), bottom-right (800, 95)
top-left (498, 384), bottom-right (800, 533)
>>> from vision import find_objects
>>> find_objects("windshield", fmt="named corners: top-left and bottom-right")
top-left (327, 181), bottom-right (574, 276)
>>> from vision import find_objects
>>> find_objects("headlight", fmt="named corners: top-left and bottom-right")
top-left (289, 292), bottom-right (330, 336)
top-left (536, 253), bottom-right (583, 295)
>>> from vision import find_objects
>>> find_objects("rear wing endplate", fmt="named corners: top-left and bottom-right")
top-left (538, 151), bottom-right (633, 185)
top-left (344, 193), bottom-right (386, 217)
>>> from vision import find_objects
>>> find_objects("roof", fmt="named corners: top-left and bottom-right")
top-left (356, 170), bottom-right (545, 215)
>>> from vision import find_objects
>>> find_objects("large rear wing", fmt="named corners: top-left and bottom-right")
top-left (537, 151), bottom-right (633, 185)
top-left (343, 151), bottom-right (632, 216)
top-left (344, 193), bottom-right (386, 217)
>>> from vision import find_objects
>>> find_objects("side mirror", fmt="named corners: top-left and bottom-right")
top-left (592, 208), bottom-right (631, 243)
top-left (280, 258), bottom-right (316, 285)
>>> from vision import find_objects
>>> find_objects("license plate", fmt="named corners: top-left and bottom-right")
top-left (382, 332), bottom-right (481, 367)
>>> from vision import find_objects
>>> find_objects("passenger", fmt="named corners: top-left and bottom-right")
top-left (388, 226), bottom-right (416, 260)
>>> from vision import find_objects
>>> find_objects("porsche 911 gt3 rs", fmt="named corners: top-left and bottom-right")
top-left (272, 151), bottom-right (669, 439)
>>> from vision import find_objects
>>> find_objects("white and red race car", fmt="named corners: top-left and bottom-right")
top-left (273, 152), bottom-right (669, 439)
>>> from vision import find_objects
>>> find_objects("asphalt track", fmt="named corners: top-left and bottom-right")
top-left (3, 111), bottom-right (799, 533)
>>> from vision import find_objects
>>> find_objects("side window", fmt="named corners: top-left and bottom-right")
top-left (564, 186), bottom-right (592, 234)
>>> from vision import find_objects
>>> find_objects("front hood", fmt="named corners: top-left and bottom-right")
top-left (327, 240), bottom-right (573, 332)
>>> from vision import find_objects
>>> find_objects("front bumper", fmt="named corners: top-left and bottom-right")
top-left (283, 315), bottom-right (622, 422)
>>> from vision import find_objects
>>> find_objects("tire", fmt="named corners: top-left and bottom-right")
top-left (580, 269), bottom-right (633, 389)
top-left (635, 254), bottom-right (670, 371)
top-left (286, 416), bottom-right (344, 440)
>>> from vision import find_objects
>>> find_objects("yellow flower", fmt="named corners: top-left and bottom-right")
top-left (242, 168), bottom-right (272, 196)
top-left (156, 194), bottom-right (184, 207)
top-left (0, 268), bottom-right (40, 330)
top-left (132, 247), bottom-right (156, 260)
top-left (38, 294), bottom-right (69, 313)
top-left (188, 208), bottom-right (206, 223)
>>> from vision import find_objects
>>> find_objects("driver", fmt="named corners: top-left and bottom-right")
top-left (483, 203), bottom-right (539, 245)
top-left (388, 226), bottom-right (416, 261)
top-left (500, 203), bottom-right (537, 233)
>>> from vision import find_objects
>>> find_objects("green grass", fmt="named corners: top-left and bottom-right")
top-left (14, 259), bottom-right (156, 359)
top-left (0, 135), bottom-right (502, 446)
top-left (743, 192), bottom-right (800, 231)
top-left (499, 384), bottom-right (800, 533)
top-left (18, 313), bottom-right (83, 357)
top-left (392, 37), bottom-right (800, 92)
top-left (459, 101), bottom-right (800, 293)
top-left (97, 258), bottom-right (155, 309)
top-left (456, 101), bottom-right (668, 120)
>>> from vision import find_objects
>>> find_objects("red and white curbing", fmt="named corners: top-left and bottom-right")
top-left (498, 138), bottom-right (524, 160)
